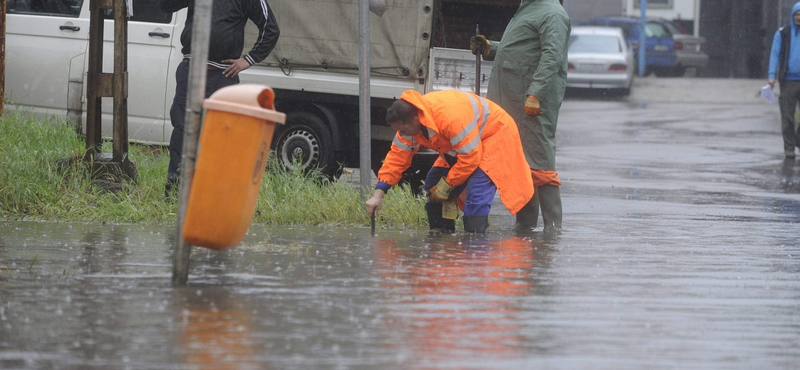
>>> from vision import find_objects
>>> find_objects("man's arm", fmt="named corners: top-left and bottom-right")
top-left (222, 0), bottom-right (280, 77)
top-left (768, 29), bottom-right (783, 87)
top-left (527, 14), bottom-right (570, 98)
top-left (376, 134), bottom-right (418, 187)
top-left (160, 0), bottom-right (190, 13)
top-left (243, 0), bottom-right (280, 66)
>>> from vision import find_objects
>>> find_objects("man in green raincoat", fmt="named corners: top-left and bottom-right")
top-left (470, 0), bottom-right (570, 233)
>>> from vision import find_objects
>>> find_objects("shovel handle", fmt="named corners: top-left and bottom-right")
top-left (475, 24), bottom-right (481, 96)
top-left (370, 209), bottom-right (376, 236)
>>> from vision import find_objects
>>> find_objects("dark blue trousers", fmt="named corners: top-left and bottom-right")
top-left (424, 166), bottom-right (497, 216)
top-left (167, 61), bottom-right (239, 180)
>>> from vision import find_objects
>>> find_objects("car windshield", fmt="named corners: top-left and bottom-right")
top-left (645, 22), bottom-right (672, 38)
top-left (661, 21), bottom-right (686, 35)
top-left (569, 35), bottom-right (622, 54)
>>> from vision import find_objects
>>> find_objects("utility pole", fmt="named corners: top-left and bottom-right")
top-left (639, 0), bottom-right (647, 77)
top-left (173, 0), bottom-right (214, 286)
top-left (358, 0), bottom-right (371, 198)
top-left (694, 0), bottom-right (701, 37)
top-left (357, 0), bottom-right (386, 198)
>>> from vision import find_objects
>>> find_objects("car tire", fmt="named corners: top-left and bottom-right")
top-left (273, 111), bottom-right (338, 178)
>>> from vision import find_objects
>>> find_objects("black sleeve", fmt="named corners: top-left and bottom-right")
top-left (243, 0), bottom-right (280, 65)
top-left (161, 0), bottom-right (190, 13)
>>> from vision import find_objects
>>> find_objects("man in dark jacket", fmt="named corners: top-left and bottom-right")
top-left (162, 0), bottom-right (280, 196)
top-left (768, 1), bottom-right (800, 159)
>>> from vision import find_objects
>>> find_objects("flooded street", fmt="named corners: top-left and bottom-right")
top-left (2, 78), bottom-right (799, 369)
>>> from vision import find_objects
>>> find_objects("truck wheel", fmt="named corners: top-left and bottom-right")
top-left (370, 141), bottom-right (391, 177)
top-left (370, 142), bottom-right (430, 195)
top-left (274, 111), bottom-right (337, 178)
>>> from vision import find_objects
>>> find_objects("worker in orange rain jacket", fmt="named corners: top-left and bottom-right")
top-left (365, 90), bottom-right (534, 233)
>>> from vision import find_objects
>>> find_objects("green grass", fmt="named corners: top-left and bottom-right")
top-left (0, 110), bottom-right (427, 228)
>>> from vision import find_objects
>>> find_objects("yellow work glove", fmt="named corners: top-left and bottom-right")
top-left (429, 177), bottom-right (454, 202)
top-left (442, 199), bottom-right (458, 220)
top-left (524, 94), bottom-right (542, 116)
top-left (470, 35), bottom-right (491, 58)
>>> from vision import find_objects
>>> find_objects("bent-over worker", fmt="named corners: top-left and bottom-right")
top-left (365, 90), bottom-right (534, 233)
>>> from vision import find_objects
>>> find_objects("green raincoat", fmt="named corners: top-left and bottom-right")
top-left (484, 0), bottom-right (570, 171)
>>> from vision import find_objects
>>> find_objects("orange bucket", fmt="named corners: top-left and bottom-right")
top-left (183, 85), bottom-right (286, 249)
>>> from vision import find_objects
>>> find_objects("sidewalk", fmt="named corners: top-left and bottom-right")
top-left (629, 76), bottom-right (771, 105)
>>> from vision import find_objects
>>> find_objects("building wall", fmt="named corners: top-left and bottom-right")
top-left (564, 0), bottom-right (624, 23)
top-left (624, 0), bottom-right (698, 21)
top-left (700, 0), bottom-right (775, 78)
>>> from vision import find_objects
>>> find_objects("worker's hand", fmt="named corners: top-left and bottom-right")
top-left (429, 177), bottom-right (454, 202)
top-left (470, 35), bottom-right (491, 58)
top-left (222, 58), bottom-right (252, 78)
top-left (768, 78), bottom-right (776, 88)
top-left (524, 95), bottom-right (542, 116)
top-left (365, 189), bottom-right (385, 216)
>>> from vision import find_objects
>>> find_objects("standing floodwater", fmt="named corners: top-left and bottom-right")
top-left (1, 78), bottom-right (799, 369)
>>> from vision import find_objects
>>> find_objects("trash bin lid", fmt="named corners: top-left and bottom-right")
top-left (202, 84), bottom-right (286, 123)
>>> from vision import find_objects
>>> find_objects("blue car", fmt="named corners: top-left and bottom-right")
top-left (580, 16), bottom-right (682, 77)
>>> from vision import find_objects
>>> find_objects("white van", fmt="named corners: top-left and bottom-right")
top-left (4, 0), bottom-right (507, 182)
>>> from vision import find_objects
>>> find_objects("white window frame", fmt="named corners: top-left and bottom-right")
top-left (633, 0), bottom-right (673, 10)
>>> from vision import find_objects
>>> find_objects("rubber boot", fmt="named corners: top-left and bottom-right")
top-left (463, 215), bottom-right (489, 233)
top-left (164, 173), bottom-right (180, 201)
top-left (426, 203), bottom-right (455, 233)
top-left (538, 184), bottom-right (562, 232)
top-left (514, 191), bottom-right (539, 232)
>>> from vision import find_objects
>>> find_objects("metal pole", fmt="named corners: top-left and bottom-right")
top-left (0, 0), bottom-right (5, 116)
top-left (694, 0), bottom-right (701, 37)
top-left (475, 24), bottom-right (481, 96)
top-left (358, 0), bottom-right (372, 197)
top-left (639, 0), bottom-right (647, 77)
top-left (173, 0), bottom-right (213, 286)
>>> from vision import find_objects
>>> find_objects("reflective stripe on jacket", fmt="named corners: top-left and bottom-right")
top-left (377, 90), bottom-right (533, 214)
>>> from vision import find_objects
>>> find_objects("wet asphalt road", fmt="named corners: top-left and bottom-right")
top-left (1, 78), bottom-right (799, 369)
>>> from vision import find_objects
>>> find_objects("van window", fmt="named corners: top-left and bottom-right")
top-left (7, 0), bottom-right (83, 17)
top-left (101, 0), bottom-right (172, 23)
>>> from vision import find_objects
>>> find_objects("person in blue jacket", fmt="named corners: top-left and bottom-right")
top-left (768, 1), bottom-right (800, 159)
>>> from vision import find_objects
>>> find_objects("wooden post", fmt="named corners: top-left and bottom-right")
top-left (86, 0), bottom-right (105, 156)
top-left (172, 0), bottom-right (214, 286)
top-left (112, 0), bottom-right (129, 162)
top-left (84, 0), bottom-right (137, 183)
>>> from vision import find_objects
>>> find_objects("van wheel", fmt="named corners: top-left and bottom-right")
top-left (274, 111), bottom-right (337, 178)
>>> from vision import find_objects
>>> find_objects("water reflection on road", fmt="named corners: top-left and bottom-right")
top-left (1, 96), bottom-right (799, 369)
top-left (1, 219), bottom-right (797, 369)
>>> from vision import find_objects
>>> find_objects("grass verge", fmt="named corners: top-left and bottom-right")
top-left (0, 110), bottom-right (427, 228)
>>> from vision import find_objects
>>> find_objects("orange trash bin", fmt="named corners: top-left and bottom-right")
top-left (182, 85), bottom-right (286, 250)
